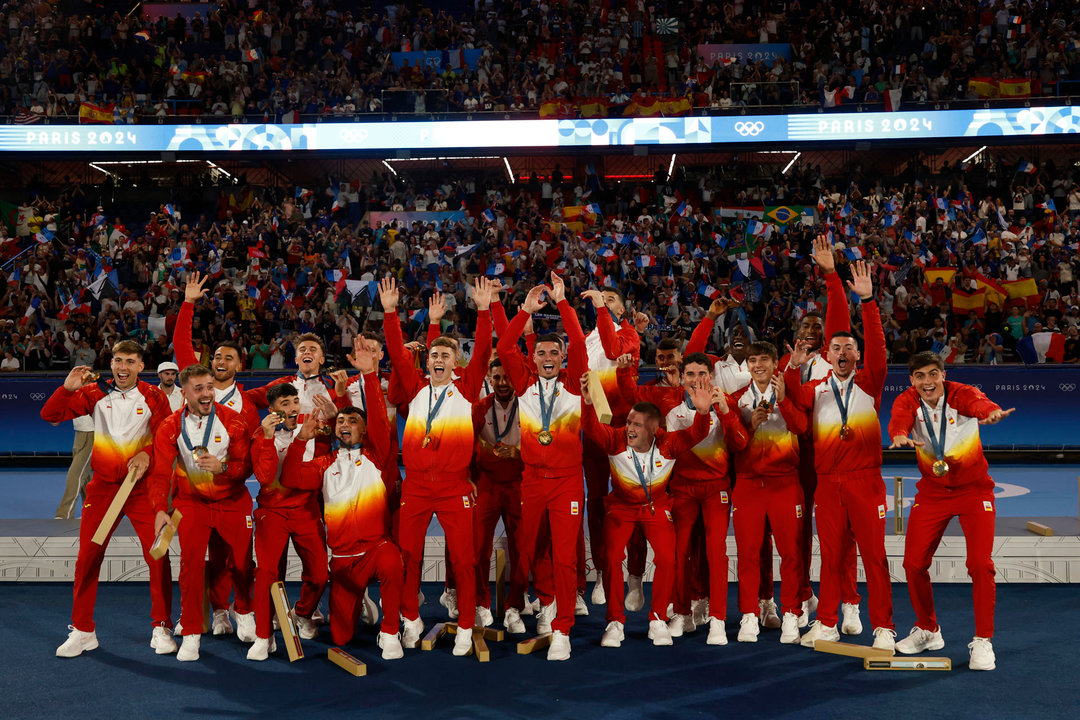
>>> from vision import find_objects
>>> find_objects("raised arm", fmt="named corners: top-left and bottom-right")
top-left (714, 388), bottom-right (750, 452)
top-left (772, 375), bottom-right (809, 435)
top-left (551, 274), bottom-right (587, 393)
top-left (379, 277), bottom-right (423, 399)
top-left (949, 382), bottom-right (1006, 422)
top-left (359, 370), bottom-right (391, 471)
top-left (461, 277), bottom-right (495, 399)
top-left (279, 438), bottom-right (330, 491)
top-left (814, 234), bottom-right (851, 337)
top-left (886, 387), bottom-right (921, 447)
top-left (850, 261), bottom-right (886, 400)
top-left (40, 368), bottom-right (96, 423)
top-left (497, 285), bottom-right (547, 395)
top-left (580, 393), bottom-right (623, 454)
top-left (174, 271), bottom-right (209, 369)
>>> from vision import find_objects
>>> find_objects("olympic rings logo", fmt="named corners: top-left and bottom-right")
top-left (30, 393), bottom-right (45, 401)
top-left (734, 121), bottom-right (765, 136)
top-left (1060, 383), bottom-right (1076, 392)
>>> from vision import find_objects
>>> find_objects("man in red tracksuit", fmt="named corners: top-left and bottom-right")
top-left (496, 275), bottom-right (588, 661)
top-left (786, 260), bottom-right (896, 651)
top-left (246, 383), bottom-right (331, 661)
top-left (731, 341), bottom-right (808, 645)
top-left (42, 341), bottom-right (175, 658)
top-left (888, 351), bottom-right (1014, 671)
top-left (175, 271), bottom-right (260, 636)
top-left (579, 288), bottom-right (644, 609)
top-left (279, 356), bottom-right (406, 661)
top-left (149, 364), bottom-right (255, 662)
top-left (582, 379), bottom-right (713, 648)
top-left (379, 276), bottom-right (495, 657)
top-left (777, 236), bottom-right (862, 632)
top-left (471, 358), bottom-right (533, 632)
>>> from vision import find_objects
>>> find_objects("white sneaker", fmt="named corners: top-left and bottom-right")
top-left (452, 628), bottom-right (473, 657)
top-left (759, 598), bottom-right (781, 629)
top-left (312, 607), bottom-right (327, 625)
top-left (780, 612), bottom-right (801, 644)
top-left (896, 626), bottom-right (946, 655)
top-left (503, 608), bottom-right (526, 634)
top-left (211, 609), bottom-right (233, 636)
top-left (805, 594), bottom-right (819, 616)
top-left (797, 606), bottom-right (809, 628)
top-left (439, 589), bottom-right (459, 620)
top-left (230, 604), bottom-right (257, 643)
top-left (738, 613), bottom-right (760, 642)
top-left (246, 636), bottom-right (276, 661)
top-left (177, 634), bottom-right (201, 662)
top-left (150, 625), bottom-right (177, 655)
top-left (293, 607), bottom-right (318, 640)
top-left (648, 618), bottom-right (673, 646)
top-left (546, 630), bottom-right (571, 661)
top-left (601, 620), bottom-right (625, 647)
top-left (872, 627), bottom-right (897, 651)
top-left (591, 573), bottom-right (606, 605)
top-left (520, 594), bottom-right (538, 616)
top-left (360, 589), bottom-right (379, 625)
top-left (800, 620), bottom-right (840, 648)
top-left (536, 602), bottom-right (556, 635)
top-left (379, 631), bottom-right (404, 660)
top-left (667, 613), bottom-right (696, 637)
top-left (417, 590), bottom-right (425, 606)
top-left (624, 575), bottom-right (644, 612)
top-left (475, 605), bottom-right (494, 628)
top-left (401, 617), bottom-right (424, 648)
top-left (574, 593), bottom-right (589, 616)
top-left (968, 636), bottom-right (996, 671)
top-left (56, 626), bottom-right (98, 658)
top-left (691, 598), bottom-right (709, 627)
top-left (173, 622), bottom-right (183, 637)
top-left (706, 618), bottom-right (728, 646)
top-left (841, 603), bottom-right (862, 635)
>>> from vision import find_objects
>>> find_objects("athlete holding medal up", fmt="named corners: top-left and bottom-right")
top-left (887, 351), bottom-right (1014, 671)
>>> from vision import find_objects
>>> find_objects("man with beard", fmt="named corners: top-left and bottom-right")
top-left (157, 361), bottom-right (183, 412)
top-left (888, 352), bottom-right (1014, 671)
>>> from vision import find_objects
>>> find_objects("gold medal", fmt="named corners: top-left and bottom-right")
top-left (324, 366), bottom-right (341, 375)
top-left (316, 425), bottom-right (331, 436)
top-left (84, 371), bottom-right (100, 382)
top-left (648, 502), bottom-right (655, 515)
top-left (537, 430), bottom-right (553, 446)
top-left (191, 446), bottom-right (209, 460)
top-left (421, 435), bottom-right (431, 448)
top-left (839, 424), bottom-right (852, 440)
top-left (932, 460), bottom-right (949, 477)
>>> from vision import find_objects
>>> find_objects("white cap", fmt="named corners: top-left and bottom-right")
top-left (157, 361), bottom-right (179, 374)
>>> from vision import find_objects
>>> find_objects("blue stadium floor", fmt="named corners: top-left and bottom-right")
top-left (4, 464), bottom-right (1078, 528)
top-left (1, 582), bottom-right (1078, 720)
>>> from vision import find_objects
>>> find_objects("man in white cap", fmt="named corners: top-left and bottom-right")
top-left (157, 361), bottom-right (183, 412)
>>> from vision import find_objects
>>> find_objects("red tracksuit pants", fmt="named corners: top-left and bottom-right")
top-left (584, 444), bottom-right (646, 583)
top-left (252, 504), bottom-right (329, 640)
top-left (329, 541), bottom-right (404, 644)
top-left (815, 470), bottom-right (894, 630)
top-left (672, 482), bottom-right (731, 620)
top-left (512, 471), bottom-right (582, 634)
top-left (72, 476), bottom-right (173, 632)
top-left (759, 461), bottom-right (860, 606)
top-left (903, 488), bottom-right (996, 638)
top-left (472, 474), bottom-right (522, 610)
top-left (398, 487), bottom-right (474, 630)
top-left (175, 495), bottom-right (255, 636)
top-left (603, 497), bottom-right (676, 624)
top-left (734, 476), bottom-right (805, 616)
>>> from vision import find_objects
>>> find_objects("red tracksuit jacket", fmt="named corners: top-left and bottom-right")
top-left (584, 309), bottom-right (640, 425)
top-left (472, 393), bottom-right (524, 482)
top-left (887, 381), bottom-right (1001, 494)
top-left (731, 382), bottom-right (808, 479)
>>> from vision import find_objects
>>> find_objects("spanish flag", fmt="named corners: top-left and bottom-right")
top-left (1003, 277), bottom-right (1039, 300)
top-left (951, 288), bottom-right (986, 317)
top-left (974, 273), bottom-right (1008, 307)
top-left (998, 79), bottom-right (1031, 98)
top-left (539, 101), bottom-right (561, 118)
top-left (923, 267), bottom-right (957, 286)
top-left (78, 102), bottom-right (114, 124)
top-left (660, 97), bottom-right (691, 116)
top-left (967, 78), bottom-right (999, 98)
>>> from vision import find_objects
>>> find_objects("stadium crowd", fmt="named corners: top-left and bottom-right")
top-left (2, 0), bottom-right (1080, 122)
top-left (3, 148), bottom-right (1080, 370)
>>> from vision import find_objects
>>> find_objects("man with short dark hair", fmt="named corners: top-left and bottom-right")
top-left (148, 364), bottom-right (255, 662)
top-left (42, 340), bottom-right (174, 658)
top-left (157, 361), bottom-right (183, 412)
top-left (887, 351), bottom-right (1014, 671)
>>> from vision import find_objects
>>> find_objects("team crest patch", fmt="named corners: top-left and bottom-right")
top-left (720, 491), bottom-right (729, 504)
top-left (983, 500), bottom-right (993, 512)
top-left (570, 501), bottom-right (580, 515)
top-left (796, 504), bottom-right (803, 519)
top-left (462, 495), bottom-right (471, 509)
top-left (246, 516), bottom-right (253, 529)
top-left (878, 504), bottom-right (886, 519)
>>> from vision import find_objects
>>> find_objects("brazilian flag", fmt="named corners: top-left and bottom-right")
top-left (765, 206), bottom-right (805, 226)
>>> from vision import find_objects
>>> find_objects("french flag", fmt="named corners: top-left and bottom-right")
top-left (585, 203), bottom-right (602, 216)
top-left (247, 246), bottom-right (267, 259)
top-left (598, 248), bottom-right (616, 261)
top-left (697, 283), bottom-right (721, 300)
top-left (247, 284), bottom-right (262, 301)
top-left (244, 48), bottom-right (261, 62)
top-left (1018, 161), bottom-right (1037, 175)
top-left (169, 246), bottom-right (188, 268)
top-left (35, 229), bottom-right (55, 245)
top-left (1017, 331), bottom-right (1065, 364)
top-left (843, 247), bottom-right (863, 261)
top-left (134, 30), bottom-right (151, 42)
top-left (675, 201), bottom-right (691, 218)
top-left (635, 255), bottom-right (656, 268)
top-left (482, 208), bottom-right (496, 223)
top-left (486, 262), bottom-right (505, 276)
top-left (162, 203), bottom-right (177, 217)
top-left (746, 218), bottom-right (766, 236)
top-left (409, 308), bottom-right (428, 324)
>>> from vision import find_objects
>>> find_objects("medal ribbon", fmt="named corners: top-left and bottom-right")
top-left (219, 384), bottom-right (238, 406)
top-left (537, 378), bottom-right (558, 434)
top-left (830, 376), bottom-right (854, 430)
top-left (750, 383), bottom-right (775, 409)
top-left (425, 384), bottom-right (451, 437)
top-left (919, 393), bottom-right (949, 462)
top-left (180, 405), bottom-right (217, 452)
top-left (630, 443), bottom-right (657, 506)
top-left (492, 397), bottom-right (518, 443)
